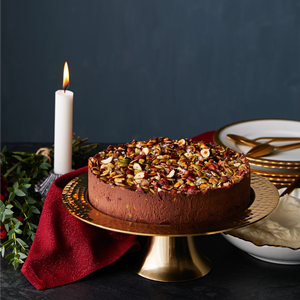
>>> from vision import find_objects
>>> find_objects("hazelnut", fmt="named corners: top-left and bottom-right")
top-left (200, 149), bottom-right (210, 159)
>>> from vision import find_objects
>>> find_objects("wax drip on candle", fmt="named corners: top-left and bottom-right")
top-left (63, 62), bottom-right (70, 93)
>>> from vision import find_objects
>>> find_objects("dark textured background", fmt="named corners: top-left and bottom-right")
top-left (2, 0), bottom-right (300, 144)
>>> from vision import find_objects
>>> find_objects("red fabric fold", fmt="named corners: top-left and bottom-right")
top-left (21, 131), bottom-right (215, 290)
top-left (21, 167), bottom-right (141, 290)
top-left (191, 130), bottom-right (215, 143)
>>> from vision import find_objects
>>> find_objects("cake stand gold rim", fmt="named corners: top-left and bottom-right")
top-left (61, 172), bottom-right (279, 237)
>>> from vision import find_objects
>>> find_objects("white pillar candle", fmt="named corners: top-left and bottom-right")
top-left (54, 62), bottom-right (73, 175)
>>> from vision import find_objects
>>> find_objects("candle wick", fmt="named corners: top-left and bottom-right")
top-left (64, 85), bottom-right (69, 93)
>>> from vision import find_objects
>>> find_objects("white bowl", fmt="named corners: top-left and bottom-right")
top-left (222, 233), bottom-right (300, 264)
top-left (222, 188), bottom-right (300, 265)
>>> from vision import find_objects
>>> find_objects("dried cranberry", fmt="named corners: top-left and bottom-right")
top-left (187, 186), bottom-right (198, 194)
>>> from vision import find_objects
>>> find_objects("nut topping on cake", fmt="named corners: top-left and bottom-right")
top-left (88, 137), bottom-right (249, 195)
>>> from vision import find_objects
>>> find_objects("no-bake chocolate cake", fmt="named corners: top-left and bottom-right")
top-left (88, 137), bottom-right (251, 224)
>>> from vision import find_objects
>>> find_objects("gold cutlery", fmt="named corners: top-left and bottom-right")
top-left (227, 134), bottom-right (259, 146)
top-left (280, 174), bottom-right (300, 197)
top-left (227, 134), bottom-right (300, 147)
top-left (247, 142), bottom-right (300, 158)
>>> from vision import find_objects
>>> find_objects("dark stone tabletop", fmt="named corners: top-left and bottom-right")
top-left (1, 143), bottom-right (300, 300)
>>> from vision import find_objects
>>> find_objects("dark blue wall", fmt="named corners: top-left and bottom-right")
top-left (2, 0), bottom-right (300, 143)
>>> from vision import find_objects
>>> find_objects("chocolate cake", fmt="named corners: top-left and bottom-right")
top-left (88, 137), bottom-right (251, 224)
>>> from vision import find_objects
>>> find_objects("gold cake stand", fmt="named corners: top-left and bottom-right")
top-left (62, 172), bottom-right (279, 282)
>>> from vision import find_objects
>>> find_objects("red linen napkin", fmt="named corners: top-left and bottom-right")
top-left (21, 130), bottom-right (215, 290)
top-left (21, 167), bottom-right (141, 290)
top-left (191, 130), bottom-right (215, 143)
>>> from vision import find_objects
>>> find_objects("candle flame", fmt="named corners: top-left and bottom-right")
top-left (63, 62), bottom-right (69, 90)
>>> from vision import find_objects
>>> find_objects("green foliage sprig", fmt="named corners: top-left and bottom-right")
top-left (0, 151), bottom-right (50, 269)
top-left (0, 136), bottom-right (98, 270)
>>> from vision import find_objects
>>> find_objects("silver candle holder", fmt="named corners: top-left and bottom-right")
top-left (34, 170), bottom-right (61, 202)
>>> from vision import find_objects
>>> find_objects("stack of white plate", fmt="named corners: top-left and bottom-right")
top-left (214, 119), bottom-right (300, 188)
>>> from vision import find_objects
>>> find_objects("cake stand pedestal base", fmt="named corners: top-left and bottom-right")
top-left (133, 236), bottom-right (211, 282)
